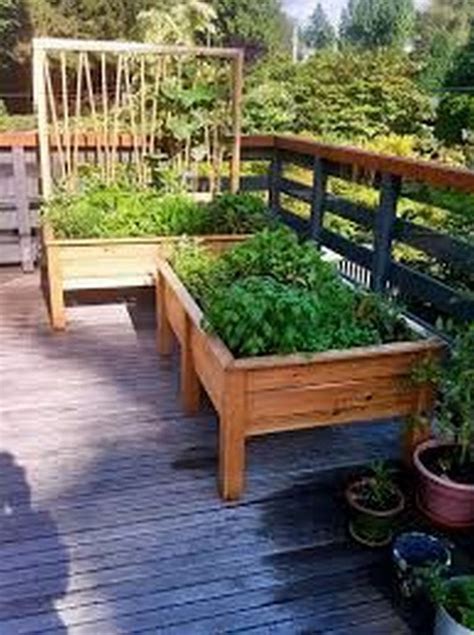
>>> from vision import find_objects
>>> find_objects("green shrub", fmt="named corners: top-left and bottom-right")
top-left (172, 228), bottom-right (414, 357)
top-left (43, 182), bottom-right (270, 239)
top-left (204, 193), bottom-right (271, 234)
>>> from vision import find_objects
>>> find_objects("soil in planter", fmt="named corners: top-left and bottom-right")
top-left (420, 445), bottom-right (474, 486)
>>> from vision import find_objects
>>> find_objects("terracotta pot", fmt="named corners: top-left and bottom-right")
top-left (414, 441), bottom-right (474, 529)
top-left (346, 477), bottom-right (405, 548)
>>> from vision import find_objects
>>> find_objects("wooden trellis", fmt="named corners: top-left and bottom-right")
top-left (32, 38), bottom-right (244, 198)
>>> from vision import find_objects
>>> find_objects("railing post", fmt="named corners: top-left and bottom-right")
top-left (309, 157), bottom-right (328, 244)
top-left (269, 149), bottom-right (282, 217)
top-left (371, 172), bottom-right (401, 293)
top-left (12, 145), bottom-right (35, 273)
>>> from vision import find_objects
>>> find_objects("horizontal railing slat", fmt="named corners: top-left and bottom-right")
top-left (390, 262), bottom-right (474, 322)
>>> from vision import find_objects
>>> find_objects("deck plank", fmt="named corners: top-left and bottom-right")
top-left (0, 270), bottom-right (468, 635)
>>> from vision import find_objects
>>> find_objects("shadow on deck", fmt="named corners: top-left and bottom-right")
top-left (0, 270), bottom-right (472, 635)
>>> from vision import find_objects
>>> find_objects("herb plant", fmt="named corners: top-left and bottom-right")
top-left (438, 325), bottom-right (474, 470)
top-left (358, 461), bottom-right (400, 511)
top-left (426, 571), bottom-right (474, 630)
top-left (43, 180), bottom-right (270, 239)
top-left (172, 228), bottom-right (415, 357)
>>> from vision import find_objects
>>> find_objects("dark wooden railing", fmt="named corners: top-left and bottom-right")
top-left (241, 135), bottom-right (474, 325)
top-left (1, 131), bottom-right (473, 325)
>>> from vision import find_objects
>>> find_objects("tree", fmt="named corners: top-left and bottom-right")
top-left (28, 0), bottom-right (156, 40)
top-left (211, 0), bottom-right (290, 59)
top-left (415, 0), bottom-right (474, 91)
top-left (292, 49), bottom-right (432, 139)
top-left (340, 0), bottom-right (415, 49)
top-left (0, 0), bottom-right (30, 71)
top-left (243, 49), bottom-right (432, 140)
top-left (435, 23), bottom-right (474, 144)
top-left (303, 3), bottom-right (335, 50)
top-left (135, 0), bottom-right (217, 45)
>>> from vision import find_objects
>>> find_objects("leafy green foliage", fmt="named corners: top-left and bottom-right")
top-left (435, 25), bottom-right (474, 145)
top-left (205, 193), bottom-right (270, 234)
top-left (415, 0), bottom-right (474, 92)
top-left (243, 81), bottom-right (297, 134)
top-left (339, 0), bottom-right (415, 49)
top-left (172, 228), bottom-right (414, 357)
top-left (358, 461), bottom-right (400, 511)
top-left (244, 50), bottom-right (432, 140)
top-left (427, 573), bottom-right (474, 629)
top-left (44, 181), bottom-right (270, 239)
top-left (303, 3), bottom-right (335, 51)
top-left (438, 324), bottom-right (474, 468)
top-left (211, 0), bottom-right (290, 59)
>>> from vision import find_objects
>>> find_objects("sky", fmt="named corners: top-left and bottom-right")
top-left (283, 0), bottom-right (431, 26)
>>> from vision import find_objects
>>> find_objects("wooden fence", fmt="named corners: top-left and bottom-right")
top-left (1, 131), bottom-right (473, 325)
top-left (242, 135), bottom-right (474, 324)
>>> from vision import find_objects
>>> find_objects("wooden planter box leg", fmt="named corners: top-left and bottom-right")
top-left (181, 314), bottom-right (202, 415)
top-left (46, 244), bottom-right (66, 331)
top-left (219, 372), bottom-right (246, 501)
top-left (156, 272), bottom-right (173, 355)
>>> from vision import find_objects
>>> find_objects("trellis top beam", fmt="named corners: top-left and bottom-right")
top-left (32, 38), bottom-right (244, 59)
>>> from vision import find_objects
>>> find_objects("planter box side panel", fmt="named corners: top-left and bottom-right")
top-left (246, 344), bottom-right (440, 436)
top-left (58, 236), bottom-right (249, 290)
top-left (244, 343), bottom-right (439, 393)
top-left (190, 324), bottom-right (226, 413)
top-left (164, 281), bottom-right (187, 345)
top-left (60, 243), bottom-right (163, 286)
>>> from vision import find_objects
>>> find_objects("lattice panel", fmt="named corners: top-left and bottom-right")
top-left (33, 39), bottom-right (243, 197)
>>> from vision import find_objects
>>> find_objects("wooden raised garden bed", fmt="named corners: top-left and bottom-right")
top-left (156, 258), bottom-right (444, 501)
top-left (41, 224), bottom-right (249, 330)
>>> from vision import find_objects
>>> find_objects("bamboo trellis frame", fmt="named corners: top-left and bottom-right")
top-left (32, 38), bottom-right (244, 198)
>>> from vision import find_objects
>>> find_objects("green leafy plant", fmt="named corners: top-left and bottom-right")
top-left (437, 325), bottom-right (474, 470)
top-left (172, 228), bottom-right (417, 357)
top-left (359, 461), bottom-right (401, 511)
top-left (43, 179), bottom-right (270, 239)
top-left (425, 571), bottom-right (474, 630)
top-left (204, 193), bottom-right (270, 235)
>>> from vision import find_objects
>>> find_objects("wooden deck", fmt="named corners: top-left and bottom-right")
top-left (0, 270), bottom-right (471, 634)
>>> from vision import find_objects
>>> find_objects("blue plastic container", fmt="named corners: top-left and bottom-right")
top-left (392, 532), bottom-right (452, 599)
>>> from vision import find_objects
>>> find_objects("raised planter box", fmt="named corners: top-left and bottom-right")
top-left (41, 223), bottom-right (249, 330)
top-left (156, 259), bottom-right (445, 501)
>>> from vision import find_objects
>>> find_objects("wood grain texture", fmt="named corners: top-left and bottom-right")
top-left (1, 270), bottom-right (470, 634)
top-left (42, 231), bottom-right (249, 329)
top-left (157, 259), bottom-right (444, 499)
top-left (219, 370), bottom-right (247, 500)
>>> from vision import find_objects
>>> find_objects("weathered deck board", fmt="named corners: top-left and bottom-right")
top-left (0, 270), bottom-right (468, 634)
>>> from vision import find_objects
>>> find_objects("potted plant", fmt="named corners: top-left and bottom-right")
top-left (428, 573), bottom-right (474, 635)
top-left (392, 532), bottom-right (452, 602)
top-left (157, 229), bottom-right (442, 500)
top-left (403, 359), bottom-right (442, 466)
top-left (414, 326), bottom-right (474, 529)
top-left (345, 461), bottom-right (405, 547)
